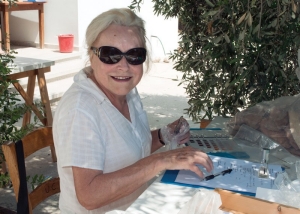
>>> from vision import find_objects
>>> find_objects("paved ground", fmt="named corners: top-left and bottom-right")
top-left (0, 49), bottom-right (201, 213)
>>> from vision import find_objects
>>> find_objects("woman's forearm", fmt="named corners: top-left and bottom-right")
top-left (73, 152), bottom-right (164, 210)
top-left (73, 146), bottom-right (213, 210)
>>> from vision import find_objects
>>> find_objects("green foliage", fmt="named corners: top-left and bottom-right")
top-left (0, 172), bottom-right (11, 188)
top-left (0, 52), bottom-right (34, 146)
top-left (130, 0), bottom-right (300, 121)
top-left (1, 172), bottom-right (48, 190)
top-left (0, 0), bottom-right (18, 6)
top-left (26, 174), bottom-right (46, 191)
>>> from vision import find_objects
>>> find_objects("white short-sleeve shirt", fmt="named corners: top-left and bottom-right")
top-left (53, 68), bottom-right (152, 213)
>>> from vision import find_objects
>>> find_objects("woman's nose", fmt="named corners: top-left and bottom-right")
top-left (117, 56), bottom-right (130, 69)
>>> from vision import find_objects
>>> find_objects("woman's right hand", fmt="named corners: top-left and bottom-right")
top-left (72, 146), bottom-right (213, 209)
top-left (159, 146), bottom-right (213, 178)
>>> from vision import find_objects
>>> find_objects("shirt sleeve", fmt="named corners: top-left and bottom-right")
top-left (55, 108), bottom-right (106, 170)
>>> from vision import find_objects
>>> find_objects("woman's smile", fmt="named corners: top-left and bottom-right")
top-left (111, 76), bottom-right (132, 81)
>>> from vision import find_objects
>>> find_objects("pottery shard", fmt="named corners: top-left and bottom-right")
top-left (259, 118), bottom-right (280, 132)
top-left (269, 107), bottom-right (289, 128)
top-left (259, 124), bottom-right (286, 139)
top-left (238, 106), bottom-right (265, 127)
top-left (288, 148), bottom-right (300, 157)
top-left (285, 127), bottom-right (300, 150)
top-left (227, 105), bottom-right (267, 136)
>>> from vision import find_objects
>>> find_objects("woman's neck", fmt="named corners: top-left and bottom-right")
top-left (87, 71), bottom-right (131, 121)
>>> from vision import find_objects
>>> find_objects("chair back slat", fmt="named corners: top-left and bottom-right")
top-left (22, 127), bottom-right (54, 158)
top-left (29, 177), bottom-right (60, 210)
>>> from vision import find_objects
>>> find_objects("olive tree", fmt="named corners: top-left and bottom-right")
top-left (130, 0), bottom-right (300, 121)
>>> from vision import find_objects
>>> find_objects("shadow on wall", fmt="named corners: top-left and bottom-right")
top-left (10, 16), bottom-right (39, 47)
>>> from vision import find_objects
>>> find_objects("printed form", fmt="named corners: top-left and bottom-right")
top-left (175, 155), bottom-right (282, 194)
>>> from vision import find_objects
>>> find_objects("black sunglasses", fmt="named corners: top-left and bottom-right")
top-left (91, 46), bottom-right (147, 65)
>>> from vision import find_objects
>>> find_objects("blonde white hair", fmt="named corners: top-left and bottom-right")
top-left (85, 8), bottom-right (150, 71)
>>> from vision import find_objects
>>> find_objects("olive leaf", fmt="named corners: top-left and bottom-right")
top-left (237, 13), bottom-right (247, 25)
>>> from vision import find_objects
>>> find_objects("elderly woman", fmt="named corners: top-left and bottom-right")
top-left (53, 8), bottom-right (213, 213)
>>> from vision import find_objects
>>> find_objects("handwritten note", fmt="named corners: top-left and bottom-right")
top-left (175, 155), bottom-right (282, 194)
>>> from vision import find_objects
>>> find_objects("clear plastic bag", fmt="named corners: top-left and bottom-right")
top-left (178, 189), bottom-right (230, 214)
top-left (161, 116), bottom-right (190, 150)
top-left (274, 171), bottom-right (300, 208)
top-left (227, 123), bottom-right (299, 179)
top-left (227, 95), bottom-right (300, 157)
top-left (233, 124), bottom-right (279, 150)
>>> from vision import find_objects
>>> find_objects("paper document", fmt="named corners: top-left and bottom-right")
top-left (175, 155), bottom-right (282, 194)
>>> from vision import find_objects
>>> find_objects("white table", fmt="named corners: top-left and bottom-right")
top-left (126, 117), bottom-right (230, 214)
top-left (8, 56), bottom-right (55, 127)
top-left (126, 117), bottom-right (299, 213)
top-left (126, 174), bottom-right (198, 214)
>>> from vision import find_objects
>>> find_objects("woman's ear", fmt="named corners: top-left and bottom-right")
top-left (89, 53), bottom-right (96, 67)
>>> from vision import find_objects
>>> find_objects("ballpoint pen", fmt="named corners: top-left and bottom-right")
top-left (204, 168), bottom-right (233, 181)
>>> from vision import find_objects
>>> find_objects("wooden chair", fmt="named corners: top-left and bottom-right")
top-left (1, 127), bottom-right (60, 214)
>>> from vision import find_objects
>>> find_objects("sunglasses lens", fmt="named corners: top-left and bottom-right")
top-left (95, 46), bottom-right (146, 65)
top-left (125, 48), bottom-right (146, 65)
top-left (100, 47), bottom-right (122, 64)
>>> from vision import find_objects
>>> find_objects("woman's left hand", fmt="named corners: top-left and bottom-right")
top-left (160, 116), bottom-right (190, 147)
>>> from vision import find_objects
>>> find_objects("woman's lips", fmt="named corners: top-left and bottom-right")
top-left (112, 76), bottom-right (131, 81)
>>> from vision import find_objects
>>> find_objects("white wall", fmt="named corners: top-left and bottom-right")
top-left (9, 0), bottom-right (178, 57)
top-left (137, 0), bottom-right (178, 56)
top-left (9, 0), bottom-right (78, 48)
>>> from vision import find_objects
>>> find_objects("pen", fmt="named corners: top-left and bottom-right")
top-left (204, 168), bottom-right (233, 181)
